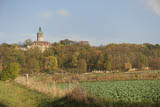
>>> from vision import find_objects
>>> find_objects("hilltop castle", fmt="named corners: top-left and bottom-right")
top-left (30, 27), bottom-right (51, 51)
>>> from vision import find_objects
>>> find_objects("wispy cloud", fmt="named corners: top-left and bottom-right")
top-left (39, 9), bottom-right (71, 20)
top-left (39, 11), bottom-right (54, 20)
top-left (144, 0), bottom-right (160, 16)
top-left (56, 9), bottom-right (71, 16)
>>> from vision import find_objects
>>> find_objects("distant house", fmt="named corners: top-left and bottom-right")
top-left (78, 41), bottom-right (90, 45)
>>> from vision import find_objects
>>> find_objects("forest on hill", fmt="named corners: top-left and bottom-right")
top-left (0, 39), bottom-right (160, 80)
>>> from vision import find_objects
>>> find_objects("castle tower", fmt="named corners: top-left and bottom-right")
top-left (30, 27), bottom-right (51, 52)
top-left (37, 27), bottom-right (44, 41)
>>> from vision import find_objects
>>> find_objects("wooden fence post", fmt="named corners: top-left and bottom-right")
top-left (26, 74), bottom-right (29, 86)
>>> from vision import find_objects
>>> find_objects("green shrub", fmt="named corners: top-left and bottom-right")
top-left (0, 71), bottom-right (10, 81)
top-left (0, 63), bottom-right (20, 81)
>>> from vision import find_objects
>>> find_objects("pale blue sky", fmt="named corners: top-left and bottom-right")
top-left (0, 0), bottom-right (160, 45)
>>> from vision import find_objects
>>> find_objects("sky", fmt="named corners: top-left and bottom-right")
top-left (0, 0), bottom-right (160, 46)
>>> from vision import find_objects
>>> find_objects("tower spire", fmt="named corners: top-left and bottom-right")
top-left (39, 27), bottom-right (42, 32)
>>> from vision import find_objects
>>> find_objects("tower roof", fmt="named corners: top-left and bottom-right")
top-left (38, 27), bottom-right (43, 33)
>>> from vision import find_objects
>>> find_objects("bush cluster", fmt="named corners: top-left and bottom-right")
top-left (0, 63), bottom-right (19, 81)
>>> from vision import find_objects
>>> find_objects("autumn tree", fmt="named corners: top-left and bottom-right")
top-left (0, 54), bottom-right (2, 72)
top-left (96, 51), bottom-right (105, 70)
top-left (23, 39), bottom-right (32, 47)
top-left (136, 54), bottom-right (148, 70)
top-left (149, 57), bottom-right (160, 69)
top-left (60, 39), bottom-right (76, 45)
top-left (78, 59), bottom-right (87, 73)
top-left (70, 52), bottom-right (79, 68)
top-left (124, 62), bottom-right (132, 71)
top-left (104, 55), bottom-right (113, 71)
top-left (44, 56), bottom-right (58, 71)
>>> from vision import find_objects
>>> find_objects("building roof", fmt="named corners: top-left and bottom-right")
top-left (32, 41), bottom-right (51, 46)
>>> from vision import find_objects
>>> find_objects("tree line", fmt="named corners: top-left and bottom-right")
top-left (1, 39), bottom-right (160, 80)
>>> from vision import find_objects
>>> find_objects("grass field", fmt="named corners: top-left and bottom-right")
top-left (0, 81), bottom-right (54, 107)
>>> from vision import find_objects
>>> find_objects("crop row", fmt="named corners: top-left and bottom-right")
top-left (80, 80), bottom-right (160, 103)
